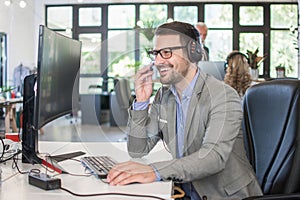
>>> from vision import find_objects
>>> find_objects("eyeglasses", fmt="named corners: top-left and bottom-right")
top-left (147, 45), bottom-right (187, 60)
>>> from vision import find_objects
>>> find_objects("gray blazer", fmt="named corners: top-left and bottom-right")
top-left (128, 71), bottom-right (262, 199)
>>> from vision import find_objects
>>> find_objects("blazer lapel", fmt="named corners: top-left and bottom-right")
top-left (184, 72), bottom-right (207, 148)
top-left (166, 94), bottom-right (178, 157)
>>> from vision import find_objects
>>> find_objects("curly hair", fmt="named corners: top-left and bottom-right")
top-left (224, 51), bottom-right (252, 97)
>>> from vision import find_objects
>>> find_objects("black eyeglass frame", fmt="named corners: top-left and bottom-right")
top-left (147, 45), bottom-right (188, 60)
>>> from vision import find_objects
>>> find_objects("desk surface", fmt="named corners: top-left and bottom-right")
top-left (1, 141), bottom-right (173, 200)
top-left (0, 97), bottom-right (23, 106)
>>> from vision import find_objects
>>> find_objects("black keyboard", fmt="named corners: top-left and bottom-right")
top-left (81, 156), bottom-right (118, 179)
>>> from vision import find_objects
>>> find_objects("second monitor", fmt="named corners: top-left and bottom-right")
top-left (198, 61), bottom-right (226, 81)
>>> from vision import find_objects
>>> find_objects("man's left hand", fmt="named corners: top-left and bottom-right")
top-left (107, 161), bottom-right (157, 186)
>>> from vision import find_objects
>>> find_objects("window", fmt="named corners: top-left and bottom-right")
top-left (239, 6), bottom-right (264, 26)
top-left (208, 30), bottom-right (232, 61)
top-left (270, 30), bottom-right (298, 77)
top-left (79, 33), bottom-right (101, 74)
top-left (138, 4), bottom-right (168, 66)
top-left (107, 4), bottom-right (137, 80)
top-left (239, 33), bottom-right (264, 75)
top-left (270, 4), bottom-right (298, 78)
top-left (79, 7), bottom-right (101, 27)
top-left (205, 4), bottom-right (233, 28)
top-left (107, 30), bottom-right (136, 78)
top-left (108, 5), bottom-right (135, 29)
top-left (46, 2), bottom-right (299, 91)
top-left (205, 4), bottom-right (233, 61)
top-left (140, 4), bottom-right (167, 27)
top-left (47, 6), bottom-right (72, 30)
top-left (271, 4), bottom-right (297, 28)
top-left (174, 6), bottom-right (198, 24)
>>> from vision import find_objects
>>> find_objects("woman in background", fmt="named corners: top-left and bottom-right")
top-left (224, 51), bottom-right (252, 98)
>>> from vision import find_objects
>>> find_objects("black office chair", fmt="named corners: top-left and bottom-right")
top-left (110, 78), bottom-right (133, 127)
top-left (242, 79), bottom-right (300, 200)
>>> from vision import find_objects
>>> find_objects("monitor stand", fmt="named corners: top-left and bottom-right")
top-left (49, 151), bottom-right (85, 162)
top-left (41, 152), bottom-right (86, 174)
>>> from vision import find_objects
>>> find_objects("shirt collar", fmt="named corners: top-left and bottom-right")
top-left (170, 69), bottom-right (200, 99)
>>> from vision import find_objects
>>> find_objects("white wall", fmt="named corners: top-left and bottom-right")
top-left (0, 0), bottom-right (37, 85)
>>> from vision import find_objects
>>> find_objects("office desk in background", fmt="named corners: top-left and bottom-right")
top-left (1, 141), bottom-right (173, 200)
top-left (0, 97), bottom-right (23, 134)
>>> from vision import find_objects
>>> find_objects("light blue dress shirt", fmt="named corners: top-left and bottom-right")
top-left (169, 71), bottom-right (201, 200)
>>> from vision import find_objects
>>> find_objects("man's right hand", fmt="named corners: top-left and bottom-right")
top-left (134, 63), bottom-right (154, 102)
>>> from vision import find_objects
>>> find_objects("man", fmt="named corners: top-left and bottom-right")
top-left (107, 21), bottom-right (262, 200)
top-left (195, 22), bottom-right (209, 61)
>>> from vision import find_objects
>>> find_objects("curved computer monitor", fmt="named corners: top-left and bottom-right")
top-left (34, 25), bottom-right (81, 129)
top-left (22, 25), bottom-right (81, 164)
top-left (198, 61), bottom-right (226, 81)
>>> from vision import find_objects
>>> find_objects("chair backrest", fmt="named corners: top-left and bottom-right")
top-left (109, 78), bottom-right (132, 127)
top-left (114, 78), bottom-right (132, 108)
top-left (242, 79), bottom-right (300, 195)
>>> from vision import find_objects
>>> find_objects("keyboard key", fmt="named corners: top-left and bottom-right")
top-left (81, 156), bottom-right (118, 179)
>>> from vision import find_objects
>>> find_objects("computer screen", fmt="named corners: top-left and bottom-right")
top-left (198, 61), bottom-right (226, 81)
top-left (22, 25), bottom-right (81, 164)
top-left (34, 25), bottom-right (81, 129)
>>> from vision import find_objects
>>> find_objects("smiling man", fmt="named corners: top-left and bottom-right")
top-left (107, 21), bottom-right (262, 200)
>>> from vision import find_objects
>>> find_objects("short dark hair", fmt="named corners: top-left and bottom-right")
top-left (155, 21), bottom-right (200, 45)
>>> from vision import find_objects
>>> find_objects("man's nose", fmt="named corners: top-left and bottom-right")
top-left (154, 53), bottom-right (165, 65)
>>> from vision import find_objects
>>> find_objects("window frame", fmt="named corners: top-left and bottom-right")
top-left (45, 2), bottom-right (298, 91)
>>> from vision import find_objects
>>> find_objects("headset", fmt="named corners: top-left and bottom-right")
top-left (225, 51), bottom-right (249, 71)
top-left (155, 21), bottom-right (203, 63)
top-left (226, 51), bottom-right (249, 64)
top-left (186, 25), bottom-right (203, 63)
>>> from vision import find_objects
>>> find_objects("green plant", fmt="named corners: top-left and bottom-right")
top-left (0, 86), bottom-right (14, 93)
top-left (141, 21), bottom-right (155, 41)
top-left (135, 20), bottom-right (156, 42)
top-left (0, 86), bottom-right (15, 99)
top-left (246, 48), bottom-right (266, 69)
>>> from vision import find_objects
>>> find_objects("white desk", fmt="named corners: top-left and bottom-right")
top-left (1, 141), bottom-right (173, 200)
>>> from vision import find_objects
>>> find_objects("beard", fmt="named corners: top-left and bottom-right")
top-left (157, 63), bottom-right (189, 85)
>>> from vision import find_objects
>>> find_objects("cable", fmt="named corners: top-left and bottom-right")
top-left (0, 149), bottom-right (22, 163)
top-left (54, 171), bottom-right (92, 178)
top-left (171, 186), bottom-right (185, 199)
top-left (60, 186), bottom-right (168, 200)
top-left (0, 137), bottom-right (5, 159)
top-left (4, 150), bottom-right (170, 200)
top-left (12, 155), bottom-right (29, 174)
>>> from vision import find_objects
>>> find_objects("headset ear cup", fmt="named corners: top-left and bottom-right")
top-left (187, 40), bottom-right (202, 63)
